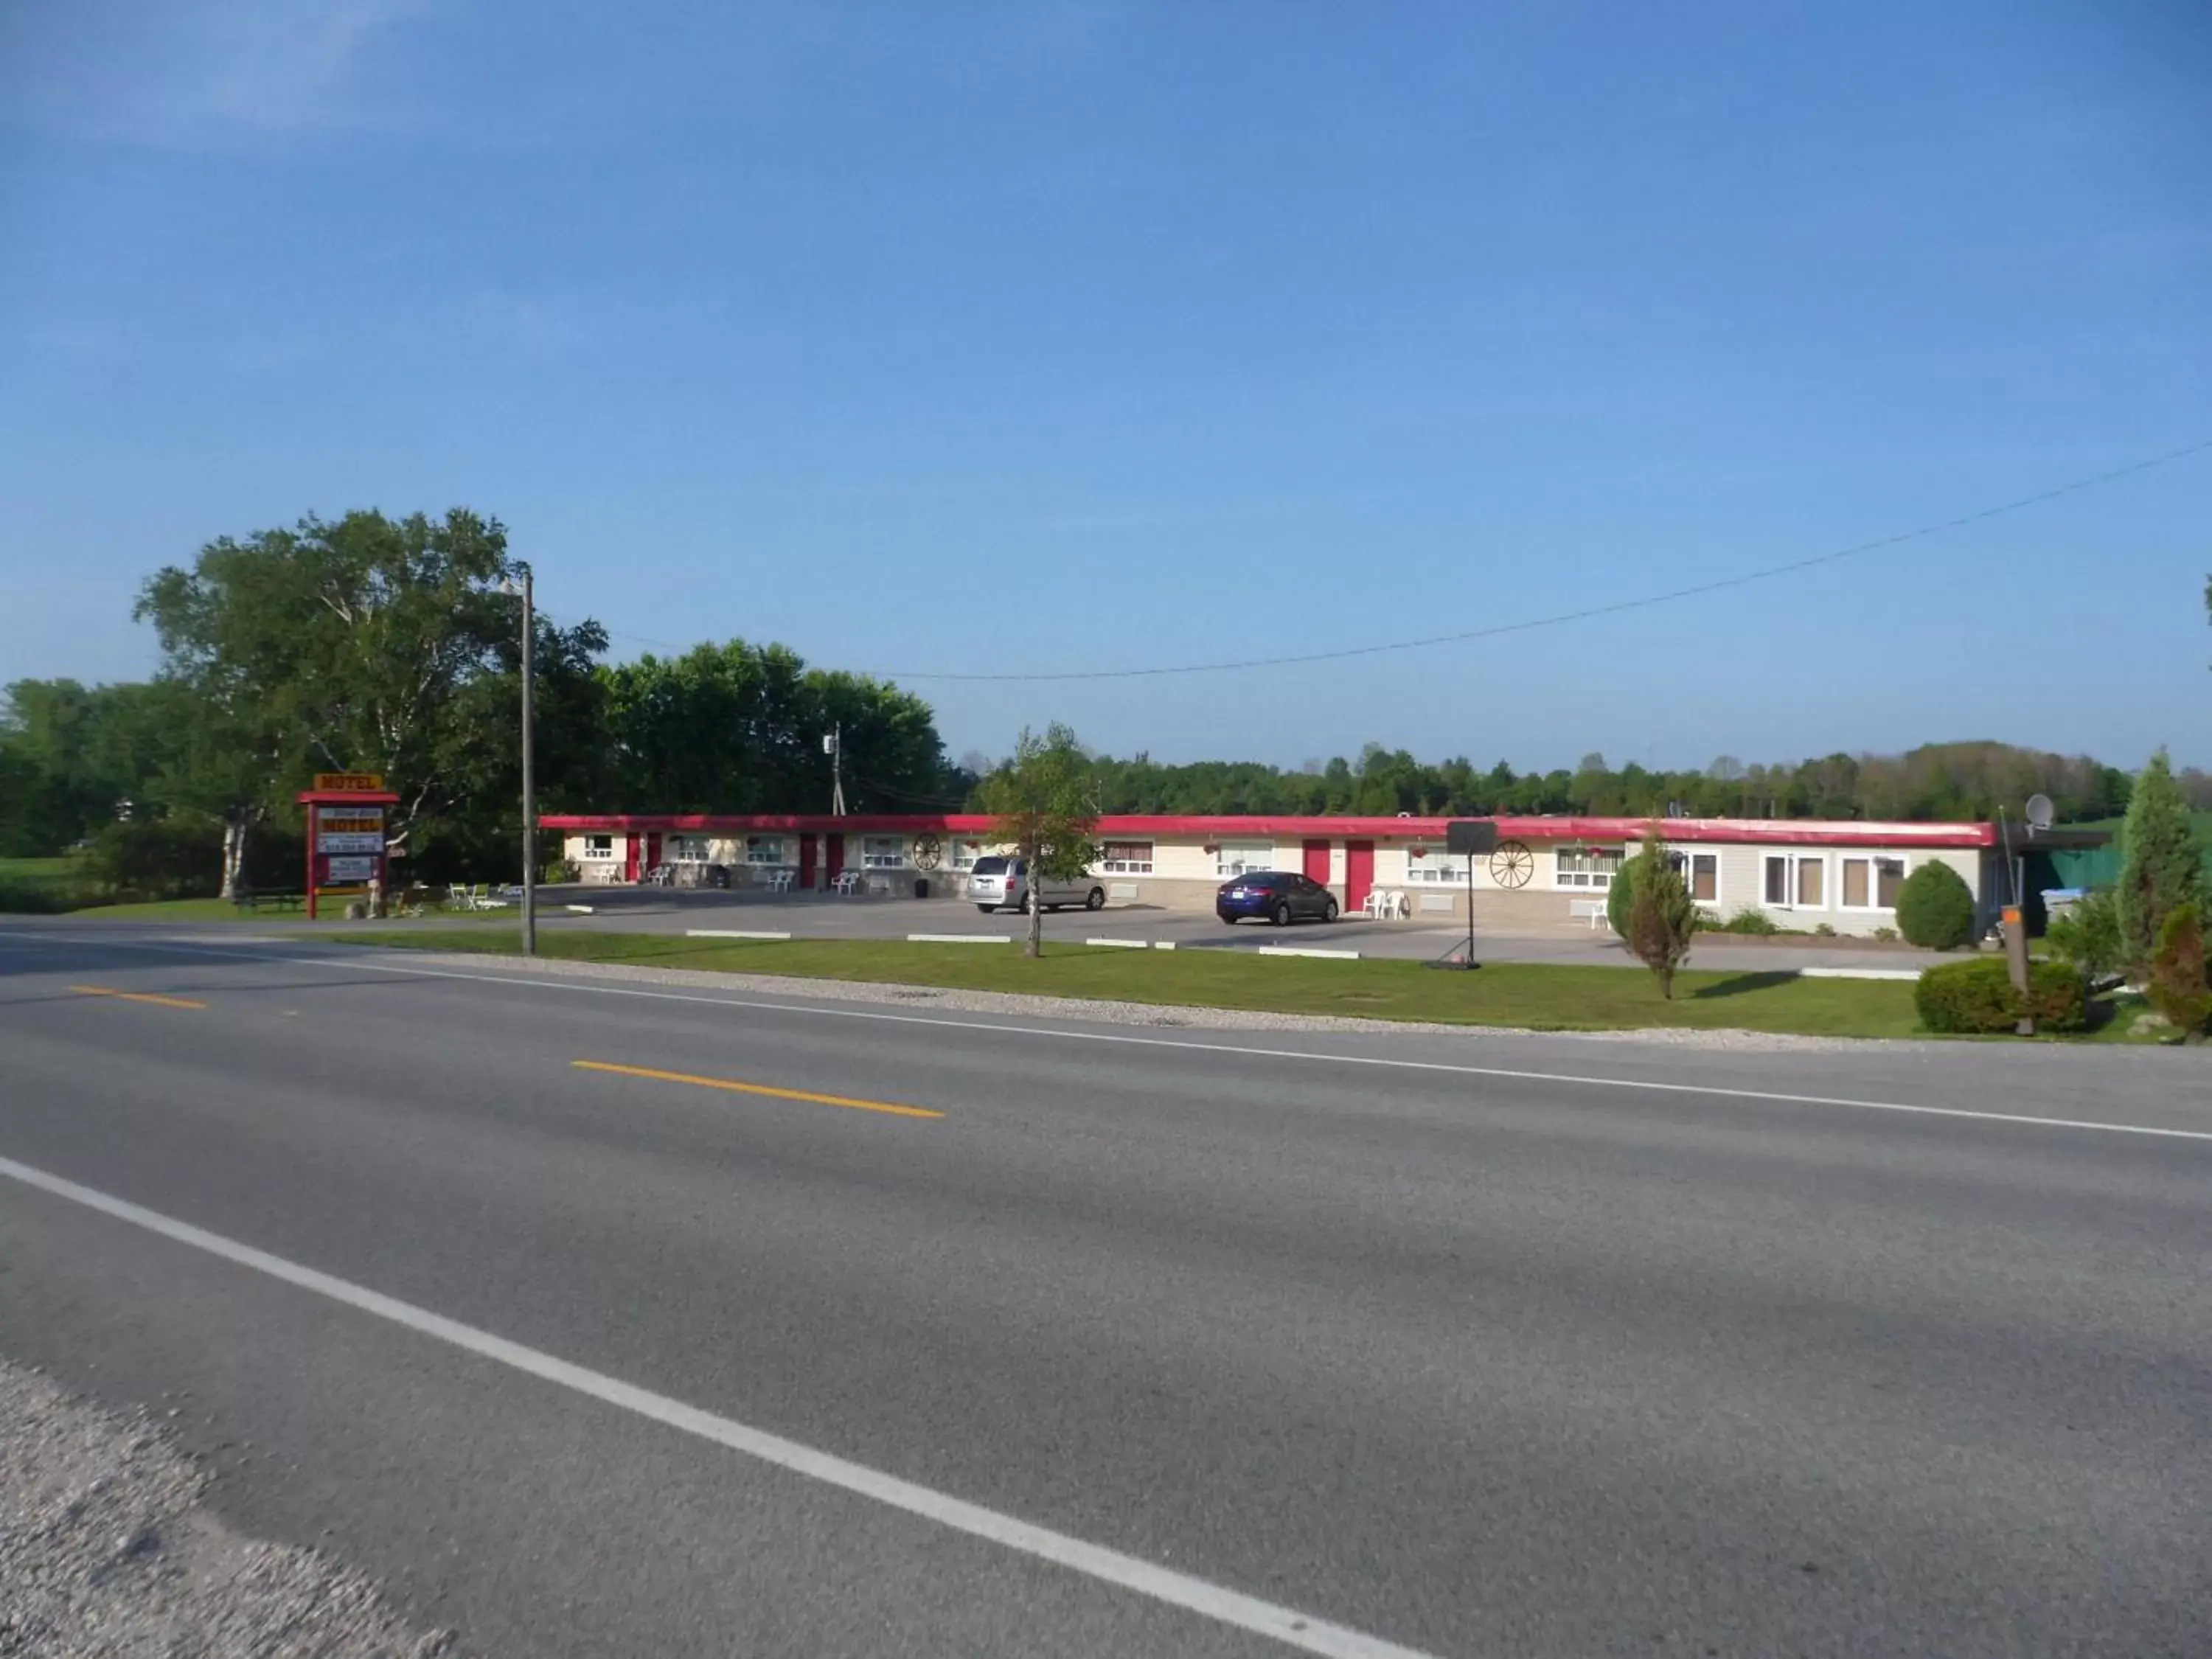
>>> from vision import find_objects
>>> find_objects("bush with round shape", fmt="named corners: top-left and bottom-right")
top-left (1895, 860), bottom-right (1977, 950)
top-left (1914, 956), bottom-right (2087, 1034)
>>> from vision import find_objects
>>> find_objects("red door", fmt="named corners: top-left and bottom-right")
top-left (799, 834), bottom-right (818, 890)
top-left (1345, 840), bottom-right (1374, 912)
top-left (825, 834), bottom-right (845, 883)
top-left (644, 832), bottom-right (662, 875)
top-left (1302, 838), bottom-right (1332, 888)
top-left (624, 833), bottom-right (642, 882)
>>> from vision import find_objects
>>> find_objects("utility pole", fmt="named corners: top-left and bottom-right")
top-left (827, 722), bottom-right (847, 816)
top-left (514, 563), bottom-right (538, 957)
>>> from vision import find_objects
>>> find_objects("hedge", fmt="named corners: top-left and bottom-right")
top-left (1914, 956), bottom-right (2087, 1034)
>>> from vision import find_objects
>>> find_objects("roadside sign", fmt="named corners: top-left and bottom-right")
top-left (318, 832), bottom-right (386, 855)
top-left (319, 807), bottom-right (385, 830)
top-left (324, 855), bottom-right (378, 883)
top-left (313, 772), bottom-right (386, 793)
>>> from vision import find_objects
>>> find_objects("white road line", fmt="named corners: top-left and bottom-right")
top-left (7, 931), bottom-right (2211, 1145)
top-left (0, 1152), bottom-right (1435, 1659)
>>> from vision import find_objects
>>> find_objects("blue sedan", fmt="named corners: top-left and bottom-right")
top-left (1216, 870), bottom-right (1340, 925)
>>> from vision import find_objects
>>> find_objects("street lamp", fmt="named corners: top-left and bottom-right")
top-left (502, 563), bottom-right (537, 956)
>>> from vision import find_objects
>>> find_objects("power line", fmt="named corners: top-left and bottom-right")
top-left (566, 437), bottom-right (2210, 684)
top-left (867, 439), bottom-right (2212, 682)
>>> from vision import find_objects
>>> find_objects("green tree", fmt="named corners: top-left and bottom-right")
top-left (976, 723), bottom-right (1101, 958)
top-left (599, 641), bottom-right (950, 815)
top-left (2146, 904), bottom-right (2211, 1039)
top-left (134, 508), bottom-right (580, 896)
top-left (2115, 751), bottom-right (2205, 973)
top-left (1624, 824), bottom-right (1697, 998)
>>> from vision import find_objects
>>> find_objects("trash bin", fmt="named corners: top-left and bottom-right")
top-left (706, 864), bottom-right (729, 889)
top-left (914, 877), bottom-right (930, 900)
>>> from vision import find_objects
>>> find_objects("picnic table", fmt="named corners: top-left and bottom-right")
top-left (231, 890), bottom-right (305, 914)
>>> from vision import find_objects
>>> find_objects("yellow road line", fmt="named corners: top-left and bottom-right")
top-left (68, 984), bottom-right (208, 1010)
top-left (571, 1060), bottom-right (944, 1119)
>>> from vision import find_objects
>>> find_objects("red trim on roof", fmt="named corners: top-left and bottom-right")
top-left (537, 811), bottom-right (1998, 849)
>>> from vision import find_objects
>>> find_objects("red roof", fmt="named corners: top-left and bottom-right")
top-left (537, 811), bottom-right (1998, 849)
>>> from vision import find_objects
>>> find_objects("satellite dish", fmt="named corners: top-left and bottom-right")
top-left (2025, 793), bottom-right (2054, 832)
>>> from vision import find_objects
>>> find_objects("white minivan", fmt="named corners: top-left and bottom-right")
top-left (967, 855), bottom-right (1106, 915)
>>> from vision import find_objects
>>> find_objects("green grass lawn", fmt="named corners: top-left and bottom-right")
top-left (344, 929), bottom-right (1933, 1037)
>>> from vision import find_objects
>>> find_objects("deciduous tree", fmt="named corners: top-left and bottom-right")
top-left (977, 723), bottom-right (1100, 958)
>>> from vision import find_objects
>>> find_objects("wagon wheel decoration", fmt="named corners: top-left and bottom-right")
top-left (910, 835), bottom-right (943, 872)
top-left (1488, 839), bottom-right (1534, 888)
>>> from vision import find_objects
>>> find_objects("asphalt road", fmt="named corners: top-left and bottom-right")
top-left (1, 922), bottom-right (2207, 1657)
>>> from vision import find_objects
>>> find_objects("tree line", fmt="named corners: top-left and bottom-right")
top-left (0, 509), bottom-right (962, 899)
top-left (3, 505), bottom-right (2203, 906)
top-left (1077, 740), bottom-right (2191, 824)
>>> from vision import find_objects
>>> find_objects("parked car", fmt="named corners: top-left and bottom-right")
top-left (1216, 870), bottom-right (1340, 925)
top-left (968, 855), bottom-right (1106, 914)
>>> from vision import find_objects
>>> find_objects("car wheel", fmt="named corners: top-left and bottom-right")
top-left (1086, 888), bottom-right (1105, 911)
top-left (976, 904), bottom-right (996, 915)
top-left (1324, 898), bottom-right (1339, 922)
top-left (1272, 900), bottom-right (1291, 927)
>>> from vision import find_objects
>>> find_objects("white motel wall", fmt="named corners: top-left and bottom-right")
top-left (541, 813), bottom-right (2002, 939)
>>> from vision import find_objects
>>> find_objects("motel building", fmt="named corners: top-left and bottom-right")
top-left (540, 813), bottom-right (2026, 939)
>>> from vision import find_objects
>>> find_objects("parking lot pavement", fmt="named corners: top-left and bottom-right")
top-left (285, 886), bottom-right (1954, 973)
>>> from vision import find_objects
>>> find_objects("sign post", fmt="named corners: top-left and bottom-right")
top-left (1444, 820), bottom-right (1500, 968)
top-left (296, 775), bottom-right (398, 920)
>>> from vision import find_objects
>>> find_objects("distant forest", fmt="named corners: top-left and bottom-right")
top-left (1070, 741), bottom-right (2206, 824)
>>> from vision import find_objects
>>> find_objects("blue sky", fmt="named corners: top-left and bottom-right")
top-left (2, 1), bottom-right (2206, 773)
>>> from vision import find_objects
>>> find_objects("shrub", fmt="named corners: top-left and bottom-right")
top-left (1871, 925), bottom-right (1899, 943)
top-left (1716, 905), bottom-right (1781, 936)
top-left (1812, 922), bottom-right (1837, 937)
top-left (1625, 827), bottom-right (1697, 998)
top-left (1895, 861), bottom-right (1977, 950)
top-left (2045, 890), bottom-right (2124, 982)
top-left (1604, 851), bottom-right (1644, 937)
top-left (1915, 956), bottom-right (2087, 1034)
top-left (2146, 904), bottom-right (2212, 1038)
top-left (87, 818), bottom-right (223, 902)
top-left (0, 876), bottom-right (76, 914)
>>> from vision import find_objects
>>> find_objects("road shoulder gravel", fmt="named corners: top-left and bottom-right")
top-left (0, 1356), bottom-right (453, 1658)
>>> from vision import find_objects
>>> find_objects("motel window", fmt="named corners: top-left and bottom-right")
top-left (1405, 852), bottom-right (1470, 885)
top-left (1217, 843), bottom-right (1273, 877)
top-left (1555, 846), bottom-right (1623, 889)
top-left (666, 835), bottom-right (711, 862)
top-left (1764, 855), bottom-right (1826, 908)
top-left (1666, 850), bottom-right (1720, 904)
top-left (745, 835), bottom-right (787, 866)
top-left (1101, 841), bottom-right (1154, 874)
top-left (1840, 855), bottom-right (1907, 909)
top-left (582, 835), bottom-right (615, 860)
top-left (949, 840), bottom-right (980, 872)
top-left (861, 835), bottom-right (906, 869)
